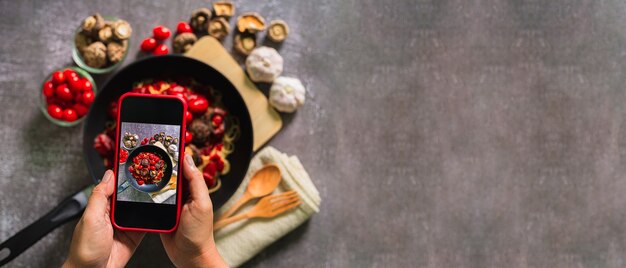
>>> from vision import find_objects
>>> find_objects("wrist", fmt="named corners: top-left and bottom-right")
top-left (182, 244), bottom-right (228, 268)
top-left (62, 256), bottom-right (83, 268)
top-left (62, 257), bottom-right (89, 268)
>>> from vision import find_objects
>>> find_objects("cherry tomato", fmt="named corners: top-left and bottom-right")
top-left (131, 85), bottom-right (148, 94)
top-left (82, 91), bottom-right (95, 106)
top-left (74, 91), bottom-right (83, 103)
top-left (212, 114), bottom-right (223, 126)
top-left (46, 96), bottom-right (59, 105)
top-left (171, 85), bottom-right (187, 93)
top-left (216, 159), bottom-right (225, 172)
top-left (187, 94), bottom-right (198, 101)
top-left (188, 95), bottom-right (209, 114)
top-left (152, 26), bottom-right (171, 40)
top-left (167, 86), bottom-right (187, 101)
top-left (63, 69), bottom-right (77, 80)
top-left (149, 166), bottom-right (155, 170)
top-left (150, 160), bottom-right (156, 165)
top-left (140, 37), bottom-right (157, 52)
top-left (55, 84), bottom-right (73, 101)
top-left (51, 71), bottom-right (65, 85)
top-left (42, 81), bottom-right (55, 97)
top-left (82, 79), bottom-right (93, 92)
top-left (129, 166), bottom-right (134, 172)
top-left (62, 108), bottom-right (78, 122)
top-left (176, 21), bottom-right (193, 34)
top-left (73, 103), bottom-right (89, 117)
top-left (204, 161), bottom-right (217, 176)
top-left (153, 44), bottom-right (169, 55)
top-left (185, 110), bottom-right (193, 122)
top-left (185, 131), bottom-right (192, 143)
top-left (107, 101), bottom-right (118, 119)
top-left (138, 180), bottom-right (144, 185)
top-left (67, 75), bottom-right (83, 93)
top-left (203, 172), bottom-right (216, 187)
top-left (47, 104), bottom-right (63, 119)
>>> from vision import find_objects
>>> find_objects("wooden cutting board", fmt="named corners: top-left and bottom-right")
top-left (185, 36), bottom-right (282, 152)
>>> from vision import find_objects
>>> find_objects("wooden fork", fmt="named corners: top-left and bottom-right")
top-left (213, 190), bottom-right (301, 231)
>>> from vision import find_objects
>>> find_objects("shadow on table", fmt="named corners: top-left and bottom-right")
top-left (239, 220), bottom-right (311, 268)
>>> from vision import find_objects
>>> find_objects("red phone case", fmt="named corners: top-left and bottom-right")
top-left (111, 93), bottom-right (187, 233)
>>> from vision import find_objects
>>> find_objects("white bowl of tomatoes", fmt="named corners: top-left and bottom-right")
top-left (40, 67), bottom-right (97, 127)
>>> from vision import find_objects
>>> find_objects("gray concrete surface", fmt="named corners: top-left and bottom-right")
top-left (2, 0), bottom-right (626, 267)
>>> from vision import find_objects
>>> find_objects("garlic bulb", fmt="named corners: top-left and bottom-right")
top-left (245, 46), bottom-right (283, 83)
top-left (269, 77), bottom-right (306, 113)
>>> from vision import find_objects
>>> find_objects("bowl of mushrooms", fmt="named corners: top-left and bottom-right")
top-left (73, 14), bottom-right (132, 74)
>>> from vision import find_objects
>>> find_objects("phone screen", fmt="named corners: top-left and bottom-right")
top-left (113, 94), bottom-right (185, 231)
top-left (116, 122), bottom-right (180, 205)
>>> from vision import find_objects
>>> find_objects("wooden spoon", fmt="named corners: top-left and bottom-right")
top-left (217, 164), bottom-right (282, 220)
top-left (214, 190), bottom-right (301, 231)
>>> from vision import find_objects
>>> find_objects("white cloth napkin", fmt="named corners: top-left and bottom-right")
top-left (214, 146), bottom-right (321, 267)
top-left (149, 171), bottom-right (177, 203)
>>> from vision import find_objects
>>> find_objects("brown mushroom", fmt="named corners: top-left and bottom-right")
top-left (190, 8), bottom-right (212, 34)
top-left (98, 24), bottom-right (114, 43)
top-left (233, 33), bottom-right (257, 55)
top-left (208, 17), bottom-right (230, 40)
top-left (81, 13), bottom-right (105, 36)
top-left (267, 20), bottom-right (289, 42)
top-left (112, 20), bottom-right (132, 40)
top-left (213, 1), bottom-right (236, 18)
top-left (236, 12), bottom-right (265, 33)
top-left (82, 41), bottom-right (107, 68)
top-left (74, 32), bottom-right (92, 52)
top-left (107, 41), bottom-right (127, 63)
top-left (173, 32), bottom-right (198, 53)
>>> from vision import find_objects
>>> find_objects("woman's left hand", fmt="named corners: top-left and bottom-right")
top-left (63, 170), bottom-right (145, 267)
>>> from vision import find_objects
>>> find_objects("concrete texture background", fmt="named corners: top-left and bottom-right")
top-left (2, 0), bottom-right (626, 267)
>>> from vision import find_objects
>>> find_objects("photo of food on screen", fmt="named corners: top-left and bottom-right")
top-left (116, 122), bottom-right (180, 205)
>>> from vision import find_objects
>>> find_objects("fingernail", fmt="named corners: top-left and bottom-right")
top-left (102, 170), bottom-right (113, 183)
top-left (185, 155), bottom-right (198, 171)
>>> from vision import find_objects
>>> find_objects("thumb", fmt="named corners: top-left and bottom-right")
top-left (85, 170), bottom-right (115, 216)
top-left (183, 155), bottom-right (211, 204)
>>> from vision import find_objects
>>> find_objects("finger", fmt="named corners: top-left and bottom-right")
top-left (183, 155), bottom-right (210, 203)
top-left (85, 170), bottom-right (115, 216)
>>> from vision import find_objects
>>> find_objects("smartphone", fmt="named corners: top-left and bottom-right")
top-left (111, 93), bottom-right (187, 232)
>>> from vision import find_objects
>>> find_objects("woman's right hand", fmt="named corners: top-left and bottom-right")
top-left (160, 155), bottom-right (228, 268)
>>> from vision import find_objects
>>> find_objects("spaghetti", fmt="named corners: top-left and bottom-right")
top-left (94, 78), bottom-right (240, 191)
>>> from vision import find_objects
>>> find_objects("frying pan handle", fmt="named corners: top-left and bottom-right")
top-left (117, 180), bottom-right (130, 193)
top-left (0, 185), bottom-right (92, 266)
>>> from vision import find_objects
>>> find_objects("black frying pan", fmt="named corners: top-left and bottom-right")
top-left (123, 145), bottom-right (173, 193)
top-left (0, 55), bottom-right (253, 266)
